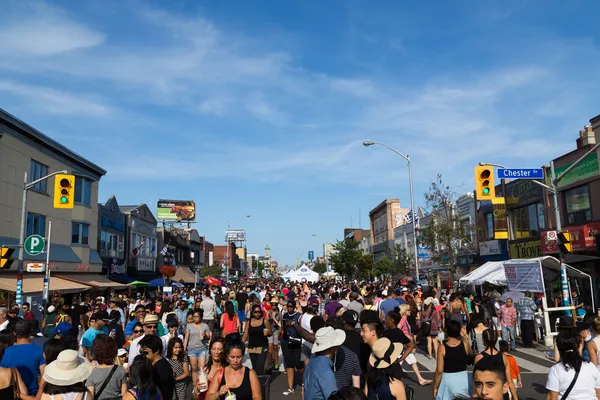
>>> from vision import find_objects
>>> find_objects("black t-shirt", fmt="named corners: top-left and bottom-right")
top-left (153, 358), bottom-right (175, 400)
top-left (69, 305), bottom-right (84, 336)
top-left (382, 328), bottom-right (411, 345)
top-left (343, 329), bottom-right (363, 363)
top-left (236, 292), bottom-right (248, 310)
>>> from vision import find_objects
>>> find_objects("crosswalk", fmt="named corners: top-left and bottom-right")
top-left (403, 347), bottom-right (554, 374)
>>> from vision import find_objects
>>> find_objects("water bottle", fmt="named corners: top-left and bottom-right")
top-left (198, 367), bottom-right (208, 392)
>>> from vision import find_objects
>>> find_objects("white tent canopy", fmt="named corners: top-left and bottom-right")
top-left (288, 264), bottom-right (320, 283)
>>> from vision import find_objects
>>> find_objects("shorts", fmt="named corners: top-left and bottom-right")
top-left (492, 317), bottom-right (501, 331)
top-left (301, 342), bottom-right (314, 362)
top-left (405, 352), bottom-right (417, 365)
top-left (188, 346), bottom-right (208, 358)
top-left (268, 331), bottom-right (280, 345)
top-left (238, 310), bottom-right (246, 323)
top-left (281, 341), bottom-right (303, 370)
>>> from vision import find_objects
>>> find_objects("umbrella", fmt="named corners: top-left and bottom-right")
top-left (128, 280), bottom-right (149, 287)
top-left (500, 291), bottom-right (525, 303)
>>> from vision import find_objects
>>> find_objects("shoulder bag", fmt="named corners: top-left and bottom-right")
top-left (560, 367), bottom-right (580, 400)
top-left (94, 365), bottom-right (119, 400)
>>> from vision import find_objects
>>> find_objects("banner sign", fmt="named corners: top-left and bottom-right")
top-left (225, 230), bottom-right (246, 241)
top-left (157, 200), bottom-right (196, 221)
top-left (555, 152), bottom-right (599, 188)
top-left (503, 261), bottom-right (544, 293)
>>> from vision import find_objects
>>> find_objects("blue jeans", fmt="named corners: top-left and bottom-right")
top-left (502, 326), bottom-right (516, 350)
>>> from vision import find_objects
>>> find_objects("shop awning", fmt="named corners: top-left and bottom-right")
top-left (173, 267), bottom-right (196, 283)
top-left (57, 274), bottom-right (128, 289)
top-left (0, 274), bottom-right (91, 294)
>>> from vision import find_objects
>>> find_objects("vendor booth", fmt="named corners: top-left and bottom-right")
top-left (287, 264), bottom-right (320, 283)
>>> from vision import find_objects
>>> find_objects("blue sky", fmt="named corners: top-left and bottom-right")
top-left (1, 0), bottom-right (599, 266)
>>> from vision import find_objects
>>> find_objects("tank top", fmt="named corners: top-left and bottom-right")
top-left (443, 341), bottom-right (468, 373)
top-left (583, 329), bottom-right (594, 361)
top-left (481, 349), bottom-right (504, 365)
top-left (220, 367), bottom-right (252, 400)
top-left (222, 314), bottom-right (238, 335)
top-left (367, 377), bottom-right (394, 400)
top-left (128, 388), bottom-right (162, 400)
top-left (593, 336), bottom-right (600, 369)
top-left (248, 320), bottom-right (268, 348)
top-left (0, 369), bottom-right (16, 400)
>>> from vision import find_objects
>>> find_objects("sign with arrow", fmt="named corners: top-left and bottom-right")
top-left (24, 235), bottom-right (45, 256)
top-left (0, 248), bottom-right (15, 269)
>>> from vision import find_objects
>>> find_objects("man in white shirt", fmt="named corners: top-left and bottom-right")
top-left (0, 307), bottom-right (8, 331)
top-left (128, 314), bottom-right (160, 364)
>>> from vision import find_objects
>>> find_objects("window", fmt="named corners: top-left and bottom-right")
top-left (72, 222), bottom-right (90, 245)
top-left (511, 202), bottom-right (546, 239)
top-left (100, 231), bottom-right (107, 250)
top-left (30, 160), bottom-right (48, 193)
top-left (484, 213), bottom-right (494, 240)
top-left (74, 177), bottom-right (92, 206)
top-left (26, 213), bottom-right (46, 236)
top-left (565, 185), bottom-right (592, 225)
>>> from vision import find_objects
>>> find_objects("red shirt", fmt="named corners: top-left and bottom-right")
top-left (23, 311), bottom-right (35, 320)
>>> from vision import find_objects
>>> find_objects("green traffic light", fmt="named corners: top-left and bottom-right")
top-left (482, 188), bottom-right (490, 195)
top-left (60, 196), bottom-right (68, 203)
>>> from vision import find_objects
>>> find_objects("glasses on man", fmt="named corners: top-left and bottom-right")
top-left (145, 325), bottom-right (158, 329)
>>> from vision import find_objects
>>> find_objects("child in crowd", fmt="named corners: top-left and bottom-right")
top-left (499, 339), bottom-right (522, 396)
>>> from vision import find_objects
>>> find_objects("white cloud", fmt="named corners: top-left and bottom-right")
top-left (0, 2), bottom-right (104, 56)
top-left (0, 81), bottom-right (110, 116)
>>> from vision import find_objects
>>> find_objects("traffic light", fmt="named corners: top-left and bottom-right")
top-left (53, 174), bottom-right (75, 209)
top-left (557, 231), bottom-right (572, 254)
top-left (0, 247), bottom-right (15, 269)
top-left (474, 166), bottom-right (495, 200)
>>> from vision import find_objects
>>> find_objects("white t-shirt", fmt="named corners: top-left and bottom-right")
top-left (546, 361), bottom-right (600, 399)
top-left (300, 314), bottom-right (314, 345)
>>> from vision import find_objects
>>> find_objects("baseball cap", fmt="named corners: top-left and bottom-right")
top-left (93, 310), bottom-right (110, 322)
top-left (402, 287), bottom-right (408, 292)
top-left (558, 315), bottom-right (575, 328)
top-left (342, 310), bottom-right (359, 326)
top-left (311, 289), bottom-right (317, 295)
top-left (394, 288), bottom-right (402, 296)
top-left (117, 348), bottom-right (128, 357)
top-left (51, 322), bottom-right (73, 335)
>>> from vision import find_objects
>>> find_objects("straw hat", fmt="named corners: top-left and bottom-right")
top-left (369, 338), bottom-right (404, 369)
top-left (142, 314), bottom-right (160, 325)
top-left (312, 327), bottom-right (346, 354)
top-left (43, 350), bottom-right (92, 386)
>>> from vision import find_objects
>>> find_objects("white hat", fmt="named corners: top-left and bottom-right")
top-left (47, 305), bottom-right (56, 313)
top-left (423, 297), bottom-right (434, 306)
top-left (43, 350), bottom-right (92, 386)
top-left (311, 327), bottom-right (346, 354)
top-left (369, 338), bottom-right (404, 369)
top-left (117, 348), bottom-right (128, 357)
top-left (382, 290), bottom-right (388, 297)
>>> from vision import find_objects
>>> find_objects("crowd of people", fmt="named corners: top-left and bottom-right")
top-left (0, 278), bottom-right (597, 400)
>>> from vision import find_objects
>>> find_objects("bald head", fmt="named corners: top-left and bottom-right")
top-left (0, 307), bottom-right (7, 321)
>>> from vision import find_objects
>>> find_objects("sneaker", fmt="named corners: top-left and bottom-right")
top-left (283, 389), bottom-right (295, 396)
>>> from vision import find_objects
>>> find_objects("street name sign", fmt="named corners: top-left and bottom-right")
top-left (497, 168), bottom-right (544, 179)
top-left (25, 234), bottom-right (45, 256)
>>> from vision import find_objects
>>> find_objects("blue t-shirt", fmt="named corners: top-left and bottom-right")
top-left (0, 343), bottom-right (45, 395)
top-left (379, 298), bottom-right (400, 317)
top-left (81, 327), bottom-right (109, 349)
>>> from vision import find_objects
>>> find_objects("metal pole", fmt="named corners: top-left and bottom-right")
top-left (16, 173), bottom-right (28, 316)
top-left (43, 221), bottom-right (52, 307)
top-left (550, 160), bottom-right (571, 316)
top-left (225, 222), bottom-right (230, 282)
top-left (407, 157), bottom-right (419, 283)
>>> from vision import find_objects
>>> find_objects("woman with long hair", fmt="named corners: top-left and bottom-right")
top-left (242, 304), bottom-right (271, 375)
top-left (474, 329), bottom-right (518, 399)
top-left (123, 355), bottom-right (162, 400)
top-left (365, 338), bottom-right (406, 399)
top-left (205, 335), bottom-right (261, 400)
top-left (167, 337), bottom-right (189, 400)
top-left (547, 333), bottom-right (600, 399)
top-left (433, 320), bottom-right (471, 400)
top-left (199, 337), bottom-right (228, 400)
top-left (404, 295), bottom-right (419, 343)
top-left (185, 309), bottom-right (211, 390)
top-left (266, 297), bottom-right (282, 371)
top-left (41, 350), bottom-right (92, 400)
top-left (220, 301), bottom-right (240, 337)
top-left (581, 313), bottom-right (597, 362)
top-left (468, 317), bottom-right (490, 356)
top-left (86, 334), bottom-right (128, 400)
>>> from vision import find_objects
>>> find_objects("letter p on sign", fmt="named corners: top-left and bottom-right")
top-left (25, 235), bottom-right (45, 256)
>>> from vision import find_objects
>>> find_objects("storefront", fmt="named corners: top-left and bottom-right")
top-left (121, 204), bottom-right (158, 281)
top-left (98, 196), bottom-right (126, 277)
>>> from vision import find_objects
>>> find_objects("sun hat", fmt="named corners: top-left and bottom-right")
top-left (270, 298), bottom-right (279, 304)
top-left (142, 314), bottom-right (160, 325)
top-left (311, 327), bottom-right (346, 354)
top-left (43, 350), bottom-right (92, 386)
top-left (117, 348), bottom-right (128, 357)
top-left (423, 297), bottom-right (434, 306)
top-left (109, 296), bottom-right (120, 303)
top-left (369, 338), bottom-right (404, 369)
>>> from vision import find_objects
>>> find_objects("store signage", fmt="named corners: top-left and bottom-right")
top-left (509, 240), bottom-right (543, 259)
top-left (479, 240), bottom-right (502, 256)
top-left (75, 264), bottom-right (89, 272)
top-left (506, 179), bottom-right (543, 207)
top-left (555, 152), bottom-right (600, 188)
top-left (542, 224), bottom-right (600, 254)
top-left (102, 217), bottom-right (124, 232)
top-left (504, 261), bottom-right (544, 293)
top-left (26, 263), bottom-right (45, 272)
top-left (137, 258), bottom-right (155, 271)
top-left (492, 204), bottom-right (508, 239)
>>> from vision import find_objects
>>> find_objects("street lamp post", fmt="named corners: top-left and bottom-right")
top-left (225, 214), bottom-right (250, 282)
top-left (363, 141), bottom-right (419, 283)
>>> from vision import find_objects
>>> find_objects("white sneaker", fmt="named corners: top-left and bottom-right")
top-left (283, 389), bottom-right (295, 396)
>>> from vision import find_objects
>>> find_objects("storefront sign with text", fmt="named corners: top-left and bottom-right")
top-left (509, 240), bottom-right (543, 259)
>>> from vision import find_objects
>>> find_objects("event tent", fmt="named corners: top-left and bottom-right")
top-left (288, 264), bottom-right (320, 283)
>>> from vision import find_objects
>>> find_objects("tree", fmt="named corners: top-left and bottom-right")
top-left (329, 239), bottom-right (365, 280)
top-left (419, 174), bottom-right (473, 285)
top-left (200, 263), bottom-right (222, 278)
top-left (313, 262), bottom-right (327, 274)
top-left (257, 261), bottom-right (266, 277)
top-left (373, 257), bottom-right (394, 278)
top-left (391, 244), bottom-right (413, 277)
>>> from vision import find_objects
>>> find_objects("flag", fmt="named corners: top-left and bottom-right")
top-left (132, 238), bottom-right (145, 256)
top-left (151, 242), bottom-right (156, 255)
top-left (415, 214), bottom-right (420, 229)
top-left (405, 209), bottom-right (413, 224)
top-left (160, 246), bottom-right (168, 256)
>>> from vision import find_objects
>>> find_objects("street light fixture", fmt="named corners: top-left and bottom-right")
top-left (363, 141), bottom-right (419, 283)
top-left (225, 214), bottom-right (250, 281)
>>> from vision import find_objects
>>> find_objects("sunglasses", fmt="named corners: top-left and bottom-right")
top-left (253, 311), bottom-right (262, 314)
top-left (145, 325), bottom-right (158, 329)
top-left (133, 329), bottom-right (143, 333)
top-left (287, 305), bottom-right (294, 308)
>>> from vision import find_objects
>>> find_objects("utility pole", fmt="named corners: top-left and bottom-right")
top-left (16, 170), bottom-right (67, 315)
top-left (43, 221), bottom-right (52, 307)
